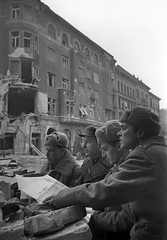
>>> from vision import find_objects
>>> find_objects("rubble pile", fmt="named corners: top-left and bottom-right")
top-left (0, 158), bottom-right (92, 240)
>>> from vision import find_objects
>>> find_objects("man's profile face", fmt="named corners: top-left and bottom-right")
top-left (46, 145), bottom-right (62, 165)
top-left (119, 122), bottom-right (139, 150)
top-left (100, 141), bottom-right (118, 167)
top-left (83, 136), bottom-right (101, 158)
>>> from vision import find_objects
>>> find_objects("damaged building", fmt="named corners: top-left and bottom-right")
top-left (0, 0), bottom-right (160, 156)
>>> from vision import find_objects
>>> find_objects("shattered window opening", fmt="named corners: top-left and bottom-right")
top-left (24, 32), bottom-right (32, 48)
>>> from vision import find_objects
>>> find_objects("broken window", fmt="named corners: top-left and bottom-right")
top-left (11, 31), bottom-right (19, 47)
top-left (47, 47), bottom-right (56, 62)
top-left (47, 73), bottom-right (56, 87)
top-left (48, 97), bottom-right (56, 115)
top-left (78, 82), bottom-right (85, 94)
top-left (24, 32), bottom-right (32, 48)
top-left (94, 90), bottom-right (100, 101)
top-left (11, 61), bottom-right (19, 75)
top-left (23, 4), bottom-right (33, 21)
top-left (79, 105), bottom-right (88, 117)
top-left (12, 4), bottom-right (20, 19)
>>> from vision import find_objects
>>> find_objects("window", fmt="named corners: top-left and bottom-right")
top-left (132, 89), bottom-right (135, 98)
top-left (121, 99), bottom-right (124, 109)
top-left (78, 61), bottom-right (84, 76)
top-left (136, 89), bottom-right (140, 99)
top-left (48, 24), bottom-right (56, 39)
top-left (118, 97), bottom-right (121, 109)
top-left (85, 48), bottom-right (90, 60)
top-left (127, 86), bottom-right (129, 96)
top-left (24, 5), bottom-right (33, 21)
top-left (34, 36), bottom-right (39, 53)
top-left (94, 90), bottom-right (100, 101)
top-left (124, 84), bottom-right (126, 95)
top-left (78, 82), bottom-right (85, 94)
top-left (93, 72), bottom-right (99, 83)
top-left (145, 94), bottom-right (148, 101)
top-left (11, 61), bottom-right (19, 75)
top-left (62, 33), bottom-right (68, 46)
top-left (62, 55), bottom-right (69, 68)
top-left (87, 68), bottom-right (91, 79)
top-left (47, 47), bottom-right (56, 62)
top-left (141, 92), bottom-right (144, 99)
top-left (87, 87), bottom-right (91, 97)
top-left (48, 97), bottom-right (56, 115)
top-left (66, 100), bottom-right (70, 115)
top-left (74, 41), bottom-right (80, 51)
top-left (65, 101), bottom-right (74, 116)
top-left (93, 53), bottom-right (98, 65)
top-left (79, 105), bottom-right (88, 117)
top-left (108, 94), bottom-right (112, 104)
top-left (71, 101), bottom-right (74, 116)
top-left (121, 82), bottom-right (123, 93)
top-left (105, 109), bottom-right (112, 121)
top-left (24, 32), bottom-right (32, 48)
top-left (12, 5), bottom-right (20, 19)
top-left (11, 31), bottom-right (19, 47)
top-left (117, 81), bottom-right (120, 92)
top-left (62, 78), bottom-right (69, 89)
top-left (129, 87), bottom-right (132, 97)
top-left (90, 104), bottom-right (95, 118)
top-left (47, 73), bottom-right (56, 87)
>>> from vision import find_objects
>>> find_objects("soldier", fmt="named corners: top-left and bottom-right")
top-left (78, 125), bottom-right (111, 183)
top-left (89, 120), bottom-right (133, 240)
top-left (41, 131), bottom-right (82, 187)
top-left (43, 107), bottom-right (167, 240)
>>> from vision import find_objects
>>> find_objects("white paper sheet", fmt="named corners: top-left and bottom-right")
top-left (16, 174), bottom-right (67, 204)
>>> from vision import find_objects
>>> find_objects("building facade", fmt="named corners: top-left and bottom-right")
top-left (0, 0), bottom-right (160, 156)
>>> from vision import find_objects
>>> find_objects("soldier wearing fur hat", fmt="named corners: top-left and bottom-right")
top-left (41, 131), bottom-right (82, 187)
top-left (89, 120), bottom-right (133, 240)
top-left (43, 107), bottom-right (167, 240)
top-left (78, 125), bottom-right (111, 184)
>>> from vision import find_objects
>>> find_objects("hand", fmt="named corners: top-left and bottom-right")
top-left (42, 194), bottom-right (57, 206)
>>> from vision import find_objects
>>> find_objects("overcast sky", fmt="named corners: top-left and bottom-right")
top-left (43, 0), bottom-right (167, 109)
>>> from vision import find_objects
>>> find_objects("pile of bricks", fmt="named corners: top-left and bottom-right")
top-left (0, 159), bottom-right (92, 239)
top-left (0, 203), bottom-right (92, 239)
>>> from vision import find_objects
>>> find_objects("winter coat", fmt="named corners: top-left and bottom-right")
top-left (89, 158), bottom-right (133, 240)
top-left (80, 155), bottom-right (111, 184)
top-left (41, 149), bottom-right (82, 187)
top-left (54, 136), bottom-right (167, 239)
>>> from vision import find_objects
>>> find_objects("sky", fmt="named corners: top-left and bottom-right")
top-left (43, 0), bottom-right (167, 109)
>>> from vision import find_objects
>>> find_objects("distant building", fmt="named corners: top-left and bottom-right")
top-left (160, 109), bottom-right (167, 142)
top-left (0, 0), bottom-right (161, 155)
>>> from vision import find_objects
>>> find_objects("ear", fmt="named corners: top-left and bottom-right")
top-left (116, 142), bottom-right (121, 151)
top-left (137, 129), bottom-right (144, 138)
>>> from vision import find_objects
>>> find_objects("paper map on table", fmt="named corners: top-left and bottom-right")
top-left (16, 174), bottom-right (67, 204)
